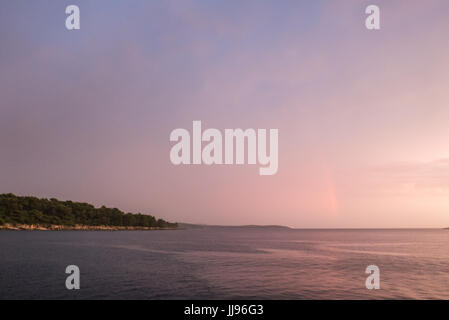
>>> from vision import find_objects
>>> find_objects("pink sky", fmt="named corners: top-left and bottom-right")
top-left (1, 1), bottom-right (449, 227)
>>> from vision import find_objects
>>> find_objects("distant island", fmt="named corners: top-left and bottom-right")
top-left (0, 193), bottom-right (178, 231)
top-left (178, 223), bottom-right (292, 230)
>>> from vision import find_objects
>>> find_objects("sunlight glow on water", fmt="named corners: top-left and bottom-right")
top-left (0, 228), bottom-right (448, 299)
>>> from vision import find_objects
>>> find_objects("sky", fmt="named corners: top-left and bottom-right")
top-left (1, 0), bottom-right (449, 228)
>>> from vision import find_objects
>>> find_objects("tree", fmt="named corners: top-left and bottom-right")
top-left (0, 193), bottom-right (177, 228)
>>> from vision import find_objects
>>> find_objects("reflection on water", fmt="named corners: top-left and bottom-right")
top-left (0, 228), bottom-right (448, 299)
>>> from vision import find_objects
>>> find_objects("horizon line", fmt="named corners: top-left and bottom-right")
top-left (178, 223), bottom-right (448, 230)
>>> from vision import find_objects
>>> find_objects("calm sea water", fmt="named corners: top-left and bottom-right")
top-left (0, 228), bottom-right (448, 299)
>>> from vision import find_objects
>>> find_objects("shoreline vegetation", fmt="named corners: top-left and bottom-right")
top-left (0, 223), bottom-right (177, 231)
top-left (0, 193), bottom-right (178, 231)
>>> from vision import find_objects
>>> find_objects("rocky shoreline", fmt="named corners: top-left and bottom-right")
top-left (0, 223), bottom-right (178, 231)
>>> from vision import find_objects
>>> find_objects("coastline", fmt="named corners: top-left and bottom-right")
top-left (0, 223), bottom-right (178, 231)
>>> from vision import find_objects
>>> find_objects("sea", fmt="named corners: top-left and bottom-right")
top-left (0, 227), bottom-right (448, 299)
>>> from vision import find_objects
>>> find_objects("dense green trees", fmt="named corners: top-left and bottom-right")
top-left (0, 193), bottom-right (177, 228)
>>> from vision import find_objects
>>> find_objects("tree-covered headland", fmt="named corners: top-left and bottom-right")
top-left (0, 193), bottom-right (177, 229)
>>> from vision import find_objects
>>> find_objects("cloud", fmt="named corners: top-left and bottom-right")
top-left (364, 159), bottom-right (449, 195)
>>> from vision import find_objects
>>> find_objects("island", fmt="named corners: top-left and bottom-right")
top-left (0, 193), bottom-right (178, 231)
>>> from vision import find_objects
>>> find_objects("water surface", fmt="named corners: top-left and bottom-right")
top-left (0, 228), bottom-right (448, 299)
